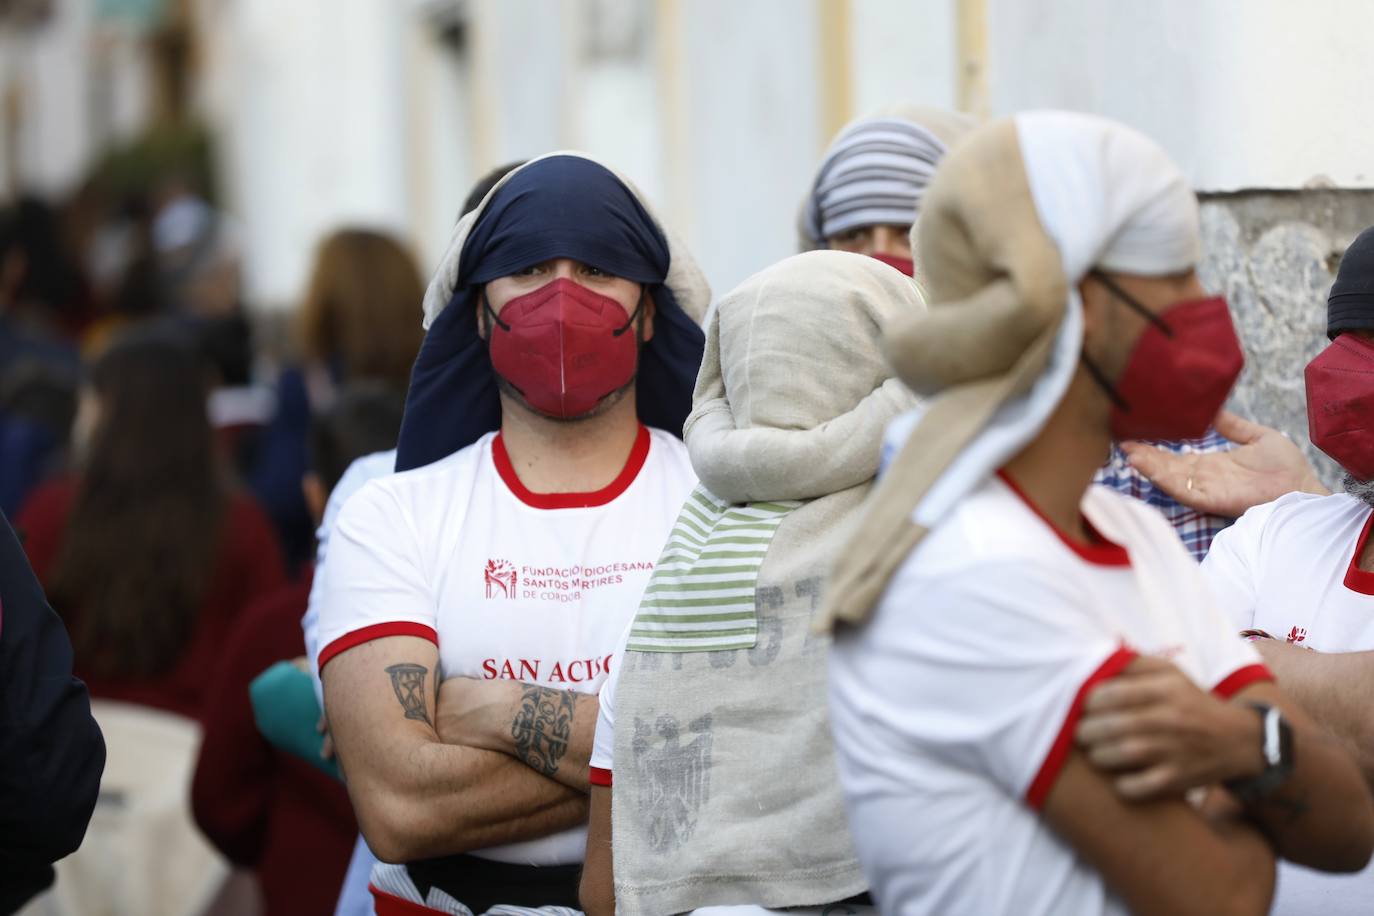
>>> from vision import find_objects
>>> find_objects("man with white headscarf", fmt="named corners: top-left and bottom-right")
top-left (821, 112), bottom-right (1374, 916)
top-left (799, 104), bottom-right (975, 277)
top-left (803, 107), bottom-right (1318, 564)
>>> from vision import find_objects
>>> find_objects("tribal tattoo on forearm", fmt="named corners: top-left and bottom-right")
top-left (510, 685), bottom-right (576, 776)
top-left (385, 663), bottom-right (432, 726)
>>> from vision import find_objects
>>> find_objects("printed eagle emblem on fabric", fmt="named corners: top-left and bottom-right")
top-left (631, 712), bottom-right (713, 852)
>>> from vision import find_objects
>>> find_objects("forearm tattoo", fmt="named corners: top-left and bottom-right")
top-left (510, 685), bottom-right (576, 776)
top-left (385, 663), bottom-right (432, 726)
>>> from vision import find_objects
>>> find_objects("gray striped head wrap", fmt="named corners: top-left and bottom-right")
top-left (803, 117), bottom-right (948, 244)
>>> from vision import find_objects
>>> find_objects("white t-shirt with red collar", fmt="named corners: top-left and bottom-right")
top-left (316, 424), bottom-right (696, 866)
top-left (1202, 491), bottom-right (1374, 915)
top-left (827, 473), bottom-right (1269, 916)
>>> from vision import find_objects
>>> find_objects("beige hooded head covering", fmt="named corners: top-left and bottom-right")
top-left (818, 111), bottom-right (1201, 630)
top-left (799, 103), bottom-right (979, 252)
top-left (610, 251), bottom-right (924, 913)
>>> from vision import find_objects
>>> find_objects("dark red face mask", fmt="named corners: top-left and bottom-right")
top-left (1306, 334), bottom-right (1374, 481)
top-left (1082, 273), bottom-right (1245, 441)
top-left (485, 277), bottom-right (644, 418)
top-left (869, 252), bottom-right (915, 277)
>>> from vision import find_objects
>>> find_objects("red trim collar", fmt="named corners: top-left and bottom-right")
top-left (996, 470), bottom-right (1131, 567)
top-left (1344, 509), bottom-right (1374, 596)
top-left (493, 424), bottom-right (651, 510)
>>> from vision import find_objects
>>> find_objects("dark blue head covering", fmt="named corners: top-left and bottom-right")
top-left (395, 155), bottom-right (706, 471)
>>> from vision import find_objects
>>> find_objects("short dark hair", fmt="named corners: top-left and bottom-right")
top-left (309, 382), bottom-right (406, 493)
top-left (462, 161), bottom-right (526, 216)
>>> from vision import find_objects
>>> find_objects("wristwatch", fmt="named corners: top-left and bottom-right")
top-left (1225, 702), bottom-right (1295, 803)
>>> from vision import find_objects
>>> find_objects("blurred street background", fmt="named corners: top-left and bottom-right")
top-left (5, 0), bottom-right (1372, 479)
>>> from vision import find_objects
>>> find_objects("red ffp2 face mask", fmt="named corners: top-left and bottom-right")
top-left (869, 252), bottom-right (915, 277)
top-left (486, 277), bottom-right (644, 418)
top-left (1083, 274), bottom-right (1245, 441)
top-left (1306, 334), bottom-right (1374, 481)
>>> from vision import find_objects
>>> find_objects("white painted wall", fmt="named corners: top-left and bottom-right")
top-left (218, 0), bottom-right (412, 308)
top-left (666, 0), bottom-right (822, 298)
top-left (850, 0), bottom-right (959, 116)
top-left (7, 0), bottom-right (95, 197)
top-left (10, 0), bottom-right (1374, 310)
top-left (985, 0), bottom-right (1374, 191)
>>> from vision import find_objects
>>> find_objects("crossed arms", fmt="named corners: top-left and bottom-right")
top-left (1049, 658), bottom-right (1374, 916)
top-left (321, 635), bottom-right (599, 863)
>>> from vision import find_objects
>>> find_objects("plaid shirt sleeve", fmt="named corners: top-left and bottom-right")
top-left (1094, 428), bottom-right (1235, 563)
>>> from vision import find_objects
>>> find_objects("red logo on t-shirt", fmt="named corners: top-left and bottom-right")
top-left (485, 559), bottom-right (518, 599)
top-left (1287, 626), bottom-right (1307, 645)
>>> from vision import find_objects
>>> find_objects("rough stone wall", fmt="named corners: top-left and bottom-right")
top-left (1199, 190), bottom-right (1374, 489)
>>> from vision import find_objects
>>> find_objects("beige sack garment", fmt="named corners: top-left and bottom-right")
top-left (611, 251), bottom-right (923, 914)
top-left (819, 111), bottom-right (1201, 630)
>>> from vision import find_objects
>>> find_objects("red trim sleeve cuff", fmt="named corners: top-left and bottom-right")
top-left (589, 766), bottom-right (613, 787)
top-left (1025, 646), bottom-right (1138, 810)
top-left (1212, 663), bottom-right (1274, 699)
top-left (318, 622), bottom-right (439, 671)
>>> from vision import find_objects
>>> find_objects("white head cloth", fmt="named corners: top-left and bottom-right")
top-left (889, 110), bottom-right (1200, 527)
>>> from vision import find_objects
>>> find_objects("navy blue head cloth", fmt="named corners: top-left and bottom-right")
top-left (395, 155), bottom-right (706, 471)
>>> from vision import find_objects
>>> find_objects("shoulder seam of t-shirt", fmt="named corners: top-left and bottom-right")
top-left (345, 474), bottom-right (435, 592)
top-left (375, 434), bottom-right (492, 492)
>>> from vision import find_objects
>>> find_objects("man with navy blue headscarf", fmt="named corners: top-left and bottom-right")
top-left (315, 153), bottom-right (708, 915)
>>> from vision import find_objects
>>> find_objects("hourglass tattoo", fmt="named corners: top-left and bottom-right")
top-left (385, 663), bottom-right (432, 726)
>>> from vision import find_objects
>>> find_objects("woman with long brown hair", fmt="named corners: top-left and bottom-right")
top-left (250, 228), bottom-right (424, 567)
top-left (18, 328), bottom-right (285, 718)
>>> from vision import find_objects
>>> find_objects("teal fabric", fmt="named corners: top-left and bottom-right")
top-left (249, 661), bottom-right (340, 780)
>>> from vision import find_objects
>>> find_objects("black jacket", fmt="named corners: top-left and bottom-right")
top-left (0, 510), bottom-right (104, 913)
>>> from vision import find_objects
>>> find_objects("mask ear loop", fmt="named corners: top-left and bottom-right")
top-left (1090, 270), bottom-right (1174, 338)
top-left (612, 286), bottom-right (648, 338)
top-left (1079, 352), bottom-right (1131, 411)
top-left (481, 286), bottom-right (512, 333)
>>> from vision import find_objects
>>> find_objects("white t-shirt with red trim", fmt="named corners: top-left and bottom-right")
top-left (827, 473), bottom-right (1268, 916)
top-left (1202, 491), bottom-right (1374, 915)
top-left (316, 424), bottom-right (696, 866)
top-left (589, 623), bottom-right (629, 787)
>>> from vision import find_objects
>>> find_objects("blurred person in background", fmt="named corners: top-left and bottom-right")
top-left (1094, 412), bottom-right (1325, 561)
top-left (0, 202), bottom-right (86, 517)
top-left (0, 358), bottom-right (79, 518)
top-left (1199, 224), bottom-right (1374, 915)
top-left (249, 228), bottom-right (425, 569)
top-left (16, 327), bottom-right (285, 720)
top-left (798, 105), bottom-right (976, 278)
top-left (300, 162), bottom-right (523, 916)
top-left (192, 382), bottom-right (405, 916)
top-left (0, 509), bottom-right (105, 913)
top-left (0, 197), bottom-right (92, 362)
